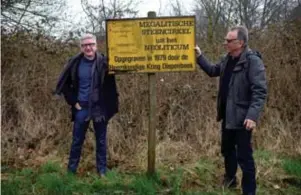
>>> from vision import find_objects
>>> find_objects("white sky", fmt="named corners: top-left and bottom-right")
top-left (59, 0), bottom-right (195, 37)
top-left (66, 0), bottom-right (195, 21)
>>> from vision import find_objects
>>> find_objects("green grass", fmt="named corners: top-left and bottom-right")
top-left (282, 158), bottom-right (301, 178)
top-left (254, 150), bottom-right (274, 161)
top-left (166, 168), bottom-right (184, 195)
top-left (194, 159), bottom-right (216, 182)
top-left (39, 161), bottom-right (61, 174)
top-left (281, 157), bottom-right (301, 194)
top-left (129, 174), bottom-right (160, 195)
top-left (36, 173), bottom-right (71, 195)
top-left (1, 154), bottom-right (301, 195)
top-left (1, 176), bottom-right (21, 195)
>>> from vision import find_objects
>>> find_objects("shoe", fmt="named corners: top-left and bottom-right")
top-left (242, 192), bottom-right (255, 195)
top-left (67, 169), bottom-right (76, 175)
top-left (222, 175), bottom-right (237, 188)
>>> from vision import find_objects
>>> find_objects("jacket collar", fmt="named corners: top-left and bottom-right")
top-left (72, 52), bottom-right (103, 62)
top-left (220, 46), bottom-right (251, 76)
top-left (227, 46), bottom-right (251, 66)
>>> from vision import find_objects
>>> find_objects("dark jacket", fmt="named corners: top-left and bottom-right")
top-left (54, 52), bottom-right (119, 122)
top-left (197, 47), bottom-right (267, 129)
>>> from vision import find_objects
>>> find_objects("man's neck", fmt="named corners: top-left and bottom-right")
top-left (230, 48), bottom-right (243, 58)
top-left (84, 55), bottom-right (95, 61)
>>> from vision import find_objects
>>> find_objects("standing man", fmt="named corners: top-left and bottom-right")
top-left (195, 26), bottom-right (267, 195)
top-left (55, 34), bottom-right (119, 177)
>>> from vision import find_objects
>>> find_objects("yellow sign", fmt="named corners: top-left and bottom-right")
top-left (106, 16), bottom-right (196, 73)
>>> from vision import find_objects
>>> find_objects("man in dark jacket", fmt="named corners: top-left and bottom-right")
top-left (195, 26), bottom-right (267, 195)
top-left (54, 34), bottom-right (119, 177)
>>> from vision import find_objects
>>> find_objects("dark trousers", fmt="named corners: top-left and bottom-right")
top-left (67, 108), bottom-right (107, 174)
top-left (221, 123), bottom-right (256, 195)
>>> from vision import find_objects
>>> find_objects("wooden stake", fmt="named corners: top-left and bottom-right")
top-left (147, 11), bottom-right (157, 175)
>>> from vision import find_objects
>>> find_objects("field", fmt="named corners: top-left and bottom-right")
top-left (1, 21), bottom-right (301, 194)
top-left (2, 151), bottom-right (301, 194)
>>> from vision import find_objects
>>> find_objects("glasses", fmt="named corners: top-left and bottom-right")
top-left (81, 43), bottom-right (96, 48)
top-left (224, 38), bottom-right (238, 43)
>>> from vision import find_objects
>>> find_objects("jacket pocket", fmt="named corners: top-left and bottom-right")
top-left (235, 101), bottom-right (249, 126)
top-left (235, 100), bottom-right (250, 108)
top-left (71, 106), bottom-right (77, 122)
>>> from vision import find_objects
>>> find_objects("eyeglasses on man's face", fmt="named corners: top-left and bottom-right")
top-left (224, 38), bottom-right (238, 43)
top-left (81, 43), bottom-right (96, 48)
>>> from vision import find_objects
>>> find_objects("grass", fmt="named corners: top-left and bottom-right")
top-left (282, 158), bottom-right (301, 178)
top-left (2, 153), bottom-right (301, 195)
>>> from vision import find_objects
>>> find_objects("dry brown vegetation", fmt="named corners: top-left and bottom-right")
top-left (1, 21), bottom-right (301, 173)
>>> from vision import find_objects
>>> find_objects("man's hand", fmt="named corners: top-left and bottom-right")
top-left (75, 102), bottom-right (82, 110)
top-left (244, 119), bottom-right (256, 131)
top-left (195, 45), bottom-right (202, 57)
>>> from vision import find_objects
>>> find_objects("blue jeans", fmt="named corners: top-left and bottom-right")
top-left (67, 108), bottom-right (107, 174)
top-left (221, 124), bottom-right (256, 195)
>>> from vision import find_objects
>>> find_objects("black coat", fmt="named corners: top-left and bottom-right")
top-left (55, 52), bottom-right (119, 122)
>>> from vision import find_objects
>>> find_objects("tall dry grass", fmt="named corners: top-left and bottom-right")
top-left (1, 22), bottom-right (301, 172)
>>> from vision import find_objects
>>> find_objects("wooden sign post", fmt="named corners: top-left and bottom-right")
top-left (147, 11), bottom-right (157, 175)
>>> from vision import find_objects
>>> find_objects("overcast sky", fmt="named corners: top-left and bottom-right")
top-left (58, 0), bottom-right (195, 37)
top-left (66, 0), bottom-right (195, 20)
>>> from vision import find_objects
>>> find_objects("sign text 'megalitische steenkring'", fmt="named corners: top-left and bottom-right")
top-left (106, 16), bottom-right (196, 73)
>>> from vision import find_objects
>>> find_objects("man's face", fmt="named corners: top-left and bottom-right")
top-left (223, 30), bottom-right (243, 53)
top-left (80, 38), bottom-right (97, 57)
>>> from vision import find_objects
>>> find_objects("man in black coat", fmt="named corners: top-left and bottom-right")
top-left (55, 34), bottom-right (119, 177)
top-left (195, 26), bottom-right (267, 195)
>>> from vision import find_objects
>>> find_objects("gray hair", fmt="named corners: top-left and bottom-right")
top-left (80, 33), bottom-right (97, 44)
top-left (230, 26), bottom-right (248, 46)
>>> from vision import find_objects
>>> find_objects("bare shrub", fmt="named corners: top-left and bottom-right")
top-left (1, 22), bottom-right (301, 170)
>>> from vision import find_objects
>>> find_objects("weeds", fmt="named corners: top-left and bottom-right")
top-left (2, 158), bottom-right (301, 195)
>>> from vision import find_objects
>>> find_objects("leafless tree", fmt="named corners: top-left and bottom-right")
top-left (81, 0), bottom-right (140, 35)
top-left (1, 0), bottom-right (67, 33)
top-left (169, 0), bottom-right (185, 16)
top-left (192, 0), bottom-right (300, 40)
top-left (232, 0), bottom-right (299, 29)
top-left (194, 0), bottom-right (231, 44)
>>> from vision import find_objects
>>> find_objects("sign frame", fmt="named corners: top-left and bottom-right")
top-left (105, 15), bottom-right (197, 74)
